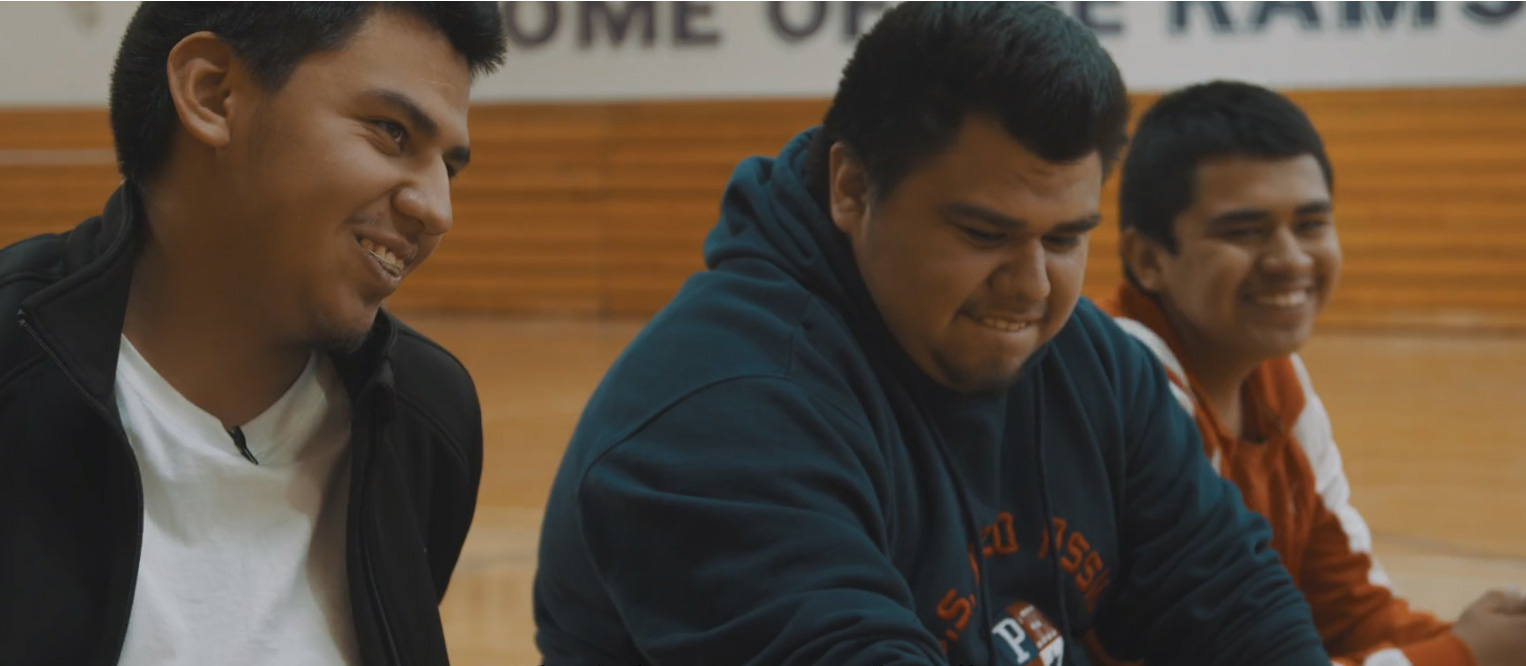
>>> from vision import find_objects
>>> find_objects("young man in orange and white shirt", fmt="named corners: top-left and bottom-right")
top-left (1099, 80), bottom-right (1526, 666)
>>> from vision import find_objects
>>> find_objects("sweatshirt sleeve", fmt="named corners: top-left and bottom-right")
top-left (1288, 358), bottom-right (1474, 666)
top-left (1091, 328), bottom-right (1328, 665)
top-left (562, 376), bottom-right (947, 666)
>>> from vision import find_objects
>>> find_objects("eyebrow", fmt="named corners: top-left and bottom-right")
top-left (362, 88), bottom-right (471, 170)
top-left (1295, 200), bottom-right (1334, 215)
top-left (941, 202), bottom-right (1102, 234)
top-left (1207, 199), bottom-right (1333, 226)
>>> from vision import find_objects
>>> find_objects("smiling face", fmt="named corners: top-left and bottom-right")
top-left (212, 9), bottom-right (472, 349)
top-left (1131, 154), bottom-right (1342, 364)
top-left (831, 114), bottom-right (1103, 393)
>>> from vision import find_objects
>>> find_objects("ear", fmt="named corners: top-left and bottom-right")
top-left (164, 31), bottom-right (244, 150)
top-left (1120, 227), bottom-right (1171, 293)
top-left (828, 142), bottom-right (871, 236)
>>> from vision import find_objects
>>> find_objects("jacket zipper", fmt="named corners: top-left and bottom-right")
top-left (360, 404), bottom-right (405, 666)
top-left (23, 306), bottom-right (407, 665)
top-left (19, 310), bottom-right (145, 666)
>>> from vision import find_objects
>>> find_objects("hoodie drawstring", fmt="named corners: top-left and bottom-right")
top-left (910, 393), bottom-right (998, 662)
top-left (1032, 365), bottom-right (1075, 647)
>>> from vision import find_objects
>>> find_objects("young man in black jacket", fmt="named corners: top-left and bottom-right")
top-left (0, 4), bottom-right (505, 665)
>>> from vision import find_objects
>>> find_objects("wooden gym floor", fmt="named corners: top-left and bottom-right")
top-left (400, 313), bottom-right (1526, 665)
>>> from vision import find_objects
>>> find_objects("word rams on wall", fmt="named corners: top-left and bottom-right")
top-left (496, 1), bottom-right (1525, 50)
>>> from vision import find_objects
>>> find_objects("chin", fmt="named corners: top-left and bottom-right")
top-left (1248, 329), bottom-right (1310, 360)
top-left (312, 305), bottom-right (381, 353)
top-left (324, 330), bottom-right (373, 354)
top-left (941, 357), bottom-right (1029, 394)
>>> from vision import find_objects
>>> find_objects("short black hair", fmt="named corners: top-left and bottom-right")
top-left (1120, 80), bottom-right (1333, 255)
top-left (807, 1), bottom-right (1128, 201)
top-left (109, 2), bottom-right (508, 185)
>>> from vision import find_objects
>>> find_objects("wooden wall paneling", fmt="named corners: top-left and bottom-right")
top-left (390, 105), bottom-right (612, 315)
top-left (3, 88), bottom-right (1524, 331)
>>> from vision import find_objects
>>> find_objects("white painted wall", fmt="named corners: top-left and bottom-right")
top-left (1, 1), bottom-right (1523, 107)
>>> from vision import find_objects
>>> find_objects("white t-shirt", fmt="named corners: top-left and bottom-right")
top-left (113, 336), bottom-right (360, 666)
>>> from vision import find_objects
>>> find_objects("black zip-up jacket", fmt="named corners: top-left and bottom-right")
top-left (0, 185), bottom-right (484, 666)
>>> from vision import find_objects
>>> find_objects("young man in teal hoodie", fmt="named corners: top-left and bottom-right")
top-left (535, 4), bottom-right (1327, 665)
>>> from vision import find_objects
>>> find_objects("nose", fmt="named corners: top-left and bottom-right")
top-left (392, 164), bottom-right (453, 238)
top-left (989, 240), bottom-right (1051, 303)
top-left (1259, 226), bottom-right (1314, 276)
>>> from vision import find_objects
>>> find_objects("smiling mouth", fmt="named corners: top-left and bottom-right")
top-left (1245, 289), bottom-right (1311, 308)
top-left (973, 315), bottom-right (1037, 333)
top-left (357, 237), bottom-right (405, 277)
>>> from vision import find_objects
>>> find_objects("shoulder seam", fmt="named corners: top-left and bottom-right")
top-left (0, 354), bottom-right (49, 396)
top-left (1111, 316), bottom-right (1196, 416)
top-left (393, 387), bottom-right (473, 474)
top-left (0, 271), bottom-right (61, 292)
top-left (580, 372), bottom-right (875, 483)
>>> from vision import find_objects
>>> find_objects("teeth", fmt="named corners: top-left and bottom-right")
top-left (978, 317), bottom-right (1034, 333)
top-left (1252, 291), bottom-right (1308, 308)
top-left (357, 237), bottom-right (404, 275)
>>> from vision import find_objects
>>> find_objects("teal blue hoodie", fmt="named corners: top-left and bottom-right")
top-left (534, 129), bottom-right (1325, 666)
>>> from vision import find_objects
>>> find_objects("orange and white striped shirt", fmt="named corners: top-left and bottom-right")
top-left (1098, 284), bottom-right (1473, 666)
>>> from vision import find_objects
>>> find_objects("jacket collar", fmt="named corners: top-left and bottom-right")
top-left (1107, 282), bottom-right (1306, 443)
top-left (1108, 282), bottom-right (1190, 359)
top-left (20, 183), bottom-right (398, 416)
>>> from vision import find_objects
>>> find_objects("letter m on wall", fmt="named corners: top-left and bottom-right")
top-left (1341, 1), bottom-right (1438, 29)
top-left (580, 1), bottom-right (657, 47)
